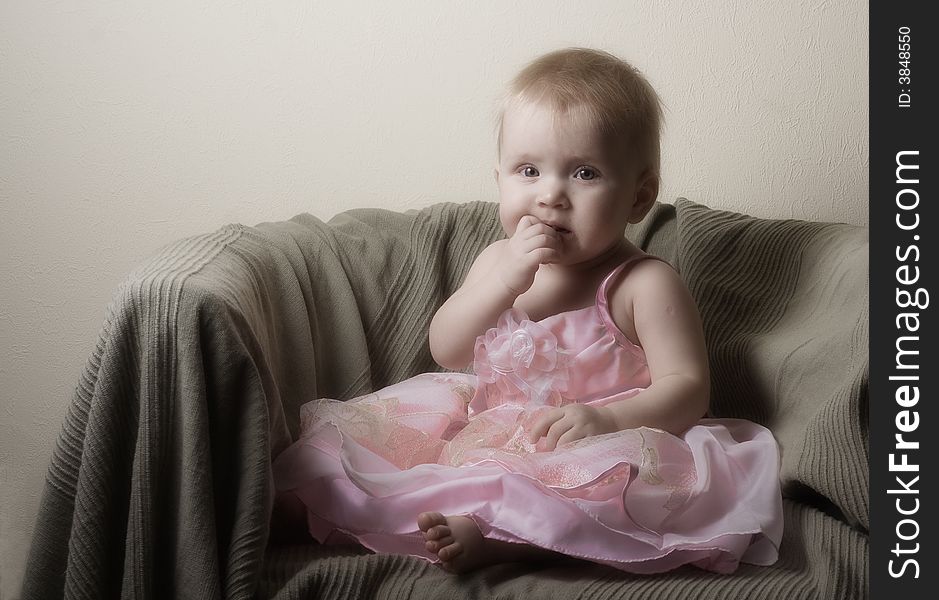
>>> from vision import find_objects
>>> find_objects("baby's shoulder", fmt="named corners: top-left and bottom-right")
top-left (607, 258), bottom-right (693, 332)
top-left (608, 256), bottom-right (680, 299)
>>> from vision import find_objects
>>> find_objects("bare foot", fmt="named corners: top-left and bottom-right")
top-left (417, 511), bottom-right (557, 573)
top-left (418, 511), bottom-right (491, 572)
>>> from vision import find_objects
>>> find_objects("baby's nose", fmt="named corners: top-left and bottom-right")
top-left (537, 185), bottom-right (569, 208)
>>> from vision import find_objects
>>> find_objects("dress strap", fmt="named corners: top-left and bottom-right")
top-left (594, 253), bottom-right (672, 349)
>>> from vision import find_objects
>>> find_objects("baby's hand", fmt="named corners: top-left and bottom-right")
top-left (529, 404), bottom-right (618, 451)
top-left (498, 216), bottom-right (561, 295)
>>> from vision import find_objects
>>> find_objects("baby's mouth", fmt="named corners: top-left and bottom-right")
top-left (546, 224), bottom-right (571, 235)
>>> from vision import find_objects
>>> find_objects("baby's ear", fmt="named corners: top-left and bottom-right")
top-left (628, 170), bottom-right (659, 223)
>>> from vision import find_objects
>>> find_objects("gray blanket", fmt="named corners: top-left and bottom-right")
top-left (22, 199), bottom-right (868, 599)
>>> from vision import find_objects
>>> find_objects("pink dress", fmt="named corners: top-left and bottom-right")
top-left (272, 255), bottom-right (783, 574)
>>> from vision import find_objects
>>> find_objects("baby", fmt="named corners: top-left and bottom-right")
top-left (273, 48), bottom-right (782, 575)
top-left (422, 47), bottom-right (710, 570)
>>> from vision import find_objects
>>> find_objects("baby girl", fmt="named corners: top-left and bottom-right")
top-left (273, 47), bottom-right (782, 575)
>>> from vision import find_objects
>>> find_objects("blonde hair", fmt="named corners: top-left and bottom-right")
top-left (497, 48), bottom-right (664, 176)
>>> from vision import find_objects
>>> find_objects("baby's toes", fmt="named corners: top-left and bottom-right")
top-left (437, 540), bottom-right (463, 562)
top-left (424, 524), bottom-right (451, 541)
top-left (425, 535), bottom-right (455, 553)
top-left (417, 511), bottom-right (447, 533)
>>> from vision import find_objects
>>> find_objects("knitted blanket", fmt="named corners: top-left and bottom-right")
top-left (22, 199), bottom-right (868, 599)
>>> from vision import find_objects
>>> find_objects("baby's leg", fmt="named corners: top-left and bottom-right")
top-left (418, 512), bottom-right (559, 573)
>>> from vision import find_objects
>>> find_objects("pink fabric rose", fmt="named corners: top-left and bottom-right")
top-left (473, 308), bottom-right (571, 408)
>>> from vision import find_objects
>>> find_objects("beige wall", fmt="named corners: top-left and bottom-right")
top-left (0, 1), bottom-right (867, 595)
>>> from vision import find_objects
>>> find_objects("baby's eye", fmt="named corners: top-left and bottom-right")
top-left (520, 166), bottom-right (539, 177)
top-left (574, 167), bottom-right (598, 181)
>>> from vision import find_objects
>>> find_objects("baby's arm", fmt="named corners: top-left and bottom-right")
top-left (601, 260), bottom-right (710, 436)
top-left (429, 240), bottom-right (516, 370)
top-left (430, 216), bottom-right (562, 370)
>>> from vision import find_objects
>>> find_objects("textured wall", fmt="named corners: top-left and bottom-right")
top-left (0, 1), bottom-right (867, 596)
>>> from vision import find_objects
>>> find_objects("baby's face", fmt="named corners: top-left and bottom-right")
top-left (495, 101), bottom-right (650, 267)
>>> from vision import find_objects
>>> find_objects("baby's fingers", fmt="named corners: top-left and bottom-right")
top-left (555, 428), bottom-right (584, 448)
top-left (515, 232), bottom-right (561, 265)
top-left (531, 247), bottom-right (561, 265)
top-left (544, 420), bottom-right (574, 451)
top-left (514, 215), bottom-right (541, 236)
top-left (523, 229), bottom-right (560, 248)
top-left (529, 408), bottom-right (562, 443)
